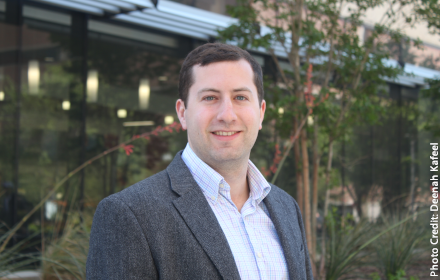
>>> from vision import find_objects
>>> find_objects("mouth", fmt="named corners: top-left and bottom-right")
top-left (212, 131), bottom-right (240, 136)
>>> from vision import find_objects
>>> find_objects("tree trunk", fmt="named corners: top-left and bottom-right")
top-left (301, 128), bottom-right (314, 274)
top-left (294, 118), bottom-right (304, 215)
top-left (319, 140), bottom-right (334, 279)
top-left (319, 189), bottom-right (330, 280)
top-left (341, 138), bottom-right (346, 226)
top-left (311, 116), bottom-right (320, 262)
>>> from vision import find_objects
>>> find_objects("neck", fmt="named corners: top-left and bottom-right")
top-left (210, 159), bottom-right (250, 212)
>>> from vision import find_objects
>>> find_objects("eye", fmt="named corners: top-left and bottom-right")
top-left (236, 96), bottom-right (247, 101)
top-left (204, 96), bottom-right (215, 101)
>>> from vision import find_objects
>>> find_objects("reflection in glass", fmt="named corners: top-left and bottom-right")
top-left (28, 60), bottom-right (40, 94)
top-left (139, 79), bottom-right (150, 110)
top-left (164, 115), bottom-right (174, 124)
top-left (0, 7), bottom-right (87, 233)
top-left (117, 109), bottom-right (127, 118)
top-left (87, 70), bottom-right (99, 102)
top-left (123, 121), bottom-right (155, 127)
top-left (83, 23), bottom-right (189, 203)
top-left (62, 100), bottom-right (70, 110)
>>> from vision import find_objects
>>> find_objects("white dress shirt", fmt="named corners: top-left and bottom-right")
top-left (182, 144), bottom-right (289, 280)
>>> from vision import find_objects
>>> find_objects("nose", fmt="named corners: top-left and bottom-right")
top-left (217, 97), bottom-right (237, 124)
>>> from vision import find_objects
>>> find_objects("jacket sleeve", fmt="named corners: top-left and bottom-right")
top-left (293, 198), bottom-right (314, 280)
top-left (86, 196), bottom-right (158, 279)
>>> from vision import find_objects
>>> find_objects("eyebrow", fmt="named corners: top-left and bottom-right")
top-left (197, 87), bottom-right (253, 95)
top-left (233, 87), bottom-right (253, 93)
top-left (197, 88), bottom-right (220, 95)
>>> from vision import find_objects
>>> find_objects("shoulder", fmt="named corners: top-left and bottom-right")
top-left (268, 184), bottom-right (298, 205)
top-left (97, 169), bottom-right (177, 214)
top-left (268, 184), bottom-right (301, 214)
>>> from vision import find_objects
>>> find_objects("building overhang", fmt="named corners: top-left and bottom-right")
top-left (9, 0), bottom-right (440, 87)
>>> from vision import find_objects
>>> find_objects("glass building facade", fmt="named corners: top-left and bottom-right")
top-left (0, 0), bottom-right (197, 229)
top-left (0, 0), bottom-right (439, 234)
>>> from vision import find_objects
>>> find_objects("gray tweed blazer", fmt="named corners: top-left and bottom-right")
top-left (86, 151), bottom-right (313, 280)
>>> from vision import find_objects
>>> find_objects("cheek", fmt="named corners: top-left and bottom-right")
top-left (242, 109), bottom-right (261, 131)
top-left (189, 107), bottom-right (212, 132)
top-left (251, 108), bottom-right (263, 124)
top-left (202, 106), bottom-right (217, 119)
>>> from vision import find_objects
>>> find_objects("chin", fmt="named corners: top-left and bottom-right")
top-left (210, 149), bottom-right (245, 162)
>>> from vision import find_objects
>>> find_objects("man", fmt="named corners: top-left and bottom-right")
top-left (87, 43), bottom-right (313, 280)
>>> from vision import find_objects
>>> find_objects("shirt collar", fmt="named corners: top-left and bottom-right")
top-left (181, 143), bottom-right (271, 205)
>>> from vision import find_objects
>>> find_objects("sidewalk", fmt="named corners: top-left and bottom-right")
top-left (0, 271), bottom-right (41, 280)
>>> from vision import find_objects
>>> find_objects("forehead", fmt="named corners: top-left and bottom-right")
top-left (191, 59), bottom-right (255, 85)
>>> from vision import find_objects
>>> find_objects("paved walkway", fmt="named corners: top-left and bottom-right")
top-left (0, 271), bottom-right (41, 280)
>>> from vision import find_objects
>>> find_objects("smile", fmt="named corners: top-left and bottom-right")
top-left (212, 131), bottom-right (239, 136)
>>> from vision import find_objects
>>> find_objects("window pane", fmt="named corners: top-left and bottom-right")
top-left (84, 21), bottom-right (188, 207)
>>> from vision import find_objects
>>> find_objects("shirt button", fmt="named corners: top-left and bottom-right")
top-left (219, 183), bottom-right (224, 188)
top-left (257, 252), bottom-right (262, 258)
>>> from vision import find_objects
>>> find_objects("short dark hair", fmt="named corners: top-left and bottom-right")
top-left (179, 43), bottom-right (264, 107)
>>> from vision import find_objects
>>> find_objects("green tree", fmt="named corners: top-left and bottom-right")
top-left (414, 0), bottom-right (440, 35)
top-left (219, 0), bottom-right (415, 276)
top-left (415, 0), bottom-right (440, 137)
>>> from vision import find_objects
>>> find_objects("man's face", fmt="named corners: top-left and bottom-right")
top-left (176, 59), bottom-right (266, 166)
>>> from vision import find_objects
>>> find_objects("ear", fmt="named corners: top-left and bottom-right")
top-left (259, 99), bottom-right (266, 130)
top-left (176, 99), bottom-right (187, 130)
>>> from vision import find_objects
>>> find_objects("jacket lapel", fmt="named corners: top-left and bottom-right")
top-left (264, 191), bottom-right (305, 280)
top-left (167, 152), bottom-right (241, 280)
